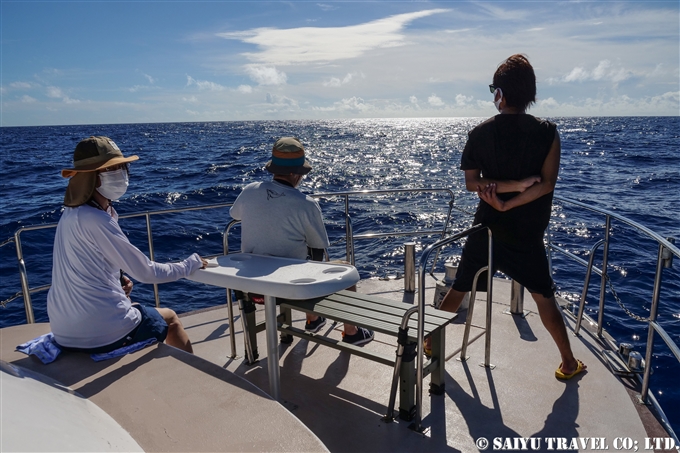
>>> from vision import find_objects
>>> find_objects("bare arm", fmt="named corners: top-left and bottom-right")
top-left (464, 171), bottom-right (540, 194)
top-left (477, 130), bottom-right (561, 212)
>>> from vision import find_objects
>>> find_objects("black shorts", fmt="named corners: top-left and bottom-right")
top-left (451, 228), bottom-right (555, 298)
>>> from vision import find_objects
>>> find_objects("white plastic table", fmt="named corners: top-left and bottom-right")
top-left (188, 253), bottom-right (360, 401)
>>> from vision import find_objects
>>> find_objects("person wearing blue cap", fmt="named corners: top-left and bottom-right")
top-left (230, 137), bottom-right (374, 345)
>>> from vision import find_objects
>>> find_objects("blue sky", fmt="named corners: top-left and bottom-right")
top-left (1, 1), bottom-right (678, 126)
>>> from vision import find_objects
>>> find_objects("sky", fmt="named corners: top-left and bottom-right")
top-left (1, 1), bottom-right (678, 126)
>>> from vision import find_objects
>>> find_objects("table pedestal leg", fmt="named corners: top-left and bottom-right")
top-left (264, 295), bottom-right (281, 401)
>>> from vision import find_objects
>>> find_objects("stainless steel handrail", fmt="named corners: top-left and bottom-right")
top-left (413, 223), bottom-right (488, 432)
top-left (3, 189), bottom-right (454, 324)
top-left (312, 188), bottom-right (456, 268)
top-left (550, 195), bottom-right (679, 410)
top-left (4, 202), bottom-right (234, 323)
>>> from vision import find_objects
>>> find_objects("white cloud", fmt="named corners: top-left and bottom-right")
top-left (455, 94), bottom-right (473, 106)
top-left (186, 75), bottom-right (226, 91)
top-left (428, 94), bottom-right (444, 107)
top-left (143, 73), bottom-right (155, 84)
top-left (317, 3), bottom-right (337, 11)
top-left (245, 66), bottom-right (287, 86)
top-left (532, 91), bottom-right (680, 116)
top-left (237, 84), bottom-right (253, 93)
top-left (265, 93), bottom-right (298, 108)
top-left (46, 86), bottom-right (79, 103)
top-left (10, 81), bottom-right (32, 89)
top-left (218, 9), bottom-right (449, 65)
top-left (335, 96), bottom-right (374, 112)
top-left (409, 96), bottom-right (418, 104)
top-left (21, 95), bottom-right (37, 103)
top-left (556, 60), bottom-right (634, 85)
top-left (182, 96), bottom-right (198, 103)
top-left (323, 72), bottom-right (358, 87)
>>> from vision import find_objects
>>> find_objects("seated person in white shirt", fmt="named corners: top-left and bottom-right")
top-left (230, 137), bottom-right (374, 345)
top-left (47, 136), bottom-right (207, 354)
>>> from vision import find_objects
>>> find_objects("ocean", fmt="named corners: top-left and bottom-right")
top-left (1, 117), bottom-right (678, 431)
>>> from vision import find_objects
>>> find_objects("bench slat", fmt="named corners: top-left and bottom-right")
top-left (314, 292), bottom-right (452, 324)
top-left (281, 301), bottom-right (433, 339)
top-left (280, 291), bottom-right (456, 340)
top-left (326, 290), bottom-right (454, 323)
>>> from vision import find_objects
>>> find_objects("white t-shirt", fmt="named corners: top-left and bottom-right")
top-left (47, 204), bottom-right (202, 348)
top-left (229, 180), bottom-right (330, 260)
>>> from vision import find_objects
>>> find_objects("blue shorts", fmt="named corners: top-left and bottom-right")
top-left (61, 304), bottom-right (169, 354)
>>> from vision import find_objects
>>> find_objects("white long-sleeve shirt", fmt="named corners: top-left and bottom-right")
top-left (229, 180), bottom-right (330, 260)
top-left (47, 204), bottom-right (202, 348)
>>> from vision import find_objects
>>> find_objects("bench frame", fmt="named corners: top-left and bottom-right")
top-left (240, 290), bottom-right (455, 421)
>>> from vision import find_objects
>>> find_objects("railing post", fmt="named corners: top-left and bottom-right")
top-left (574, 239), bottom-right (605, 336)
top-left (14, 231), bottom-right (35, 324)
top-left (662, 237), bottom-right (675, 268)
top-left (145, 212), bottom-right (160, 308)
top-left (639, 243), bottom-right (666, 404)
top-left (223, 220), bottom-right (239, 359)
top-left (344, 195), bottom-right (353, 265)
top-left (597, 216), bottom-right (611, 336)
top-left (508, 280), bottom-right (525, 316)
top-left (404, 242), bottom-right (416, 292)
top-left (483, 229), bottom-right (494, 368)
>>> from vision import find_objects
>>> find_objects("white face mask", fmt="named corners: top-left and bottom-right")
top-left (493, 87), bottom-right (504, 111)
top-left (97, 169), bottom-right (129, 201)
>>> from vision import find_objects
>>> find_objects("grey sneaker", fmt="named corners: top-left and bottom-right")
top-left (341, 327), bottom-right (374, 345)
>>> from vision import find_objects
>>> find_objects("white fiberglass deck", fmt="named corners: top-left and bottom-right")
top-left (2, 275), bottom-right (667, 452)
top-left (183, 275), bottom-right (662, 452)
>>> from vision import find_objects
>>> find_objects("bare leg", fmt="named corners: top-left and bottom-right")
top-left (425, 288), bottom-right (469, 350)
top-left (156, 307), bottom-right (193, 353)
top-left (439, 288), bottom-right (468, 313)
top-left (531, 293), bottom-right (584, 374)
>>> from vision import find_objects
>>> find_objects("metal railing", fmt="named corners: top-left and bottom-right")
top-left (1, 202), bottom-right (234, 324)
top-left (1, 188), bottom-right (455, 325)
top-left (2, 188), bottom-right (678, 437)
top-left (549, 195), bottom-right (679, 438)
top-left (311, 188), bottom-right (456, 266)
top-left (411, 224), bottom-right (490, 432)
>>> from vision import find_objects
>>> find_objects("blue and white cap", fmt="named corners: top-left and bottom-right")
top-left (265, 137), bottom-right (312, 175)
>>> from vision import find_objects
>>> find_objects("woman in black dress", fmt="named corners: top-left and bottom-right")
top-left (437, 54), bottom-right (585, 379)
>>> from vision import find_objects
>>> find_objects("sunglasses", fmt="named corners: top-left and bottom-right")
top-left (489, 84), bottom-right (497, 94)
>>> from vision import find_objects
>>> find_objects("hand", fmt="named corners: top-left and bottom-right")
top-left (518, 176), bottom-right (541, 192)
top-left (121, 275), bottom-right (133, 297)
top-left (200, 257), bottom-right (208, 269)
top-left (477, 183), bottom-right (507, 212)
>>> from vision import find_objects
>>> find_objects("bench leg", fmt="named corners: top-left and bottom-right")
top-left (279, 305), bottom-right (293, 344)
top-left (429, 329), bottom-right (446, 395)
top-left (239, 296), bottom-right (259, 363)
top-left (398, 344), bottom-right (417, 421)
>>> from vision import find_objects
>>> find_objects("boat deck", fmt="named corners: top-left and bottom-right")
top-left (183, 275), bottom-right (664, 452)
top-left (1, 275), bottom-right (671, 452)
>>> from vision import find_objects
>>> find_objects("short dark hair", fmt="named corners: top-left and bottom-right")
top-left (493, 54), bottom-right (536, 111)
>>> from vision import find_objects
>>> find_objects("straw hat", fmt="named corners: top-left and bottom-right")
top-left (264, 137), bottom-right (312, 175)
top-left (62, 136), bottom-right (139, 207)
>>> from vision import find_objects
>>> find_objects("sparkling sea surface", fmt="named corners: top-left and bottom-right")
top-left (1, 117), bottom-right (678, 430)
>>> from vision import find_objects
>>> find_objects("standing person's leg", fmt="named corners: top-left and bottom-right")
top-left (439, 288), bottom-right (469, 313)
top-left (501, 236), bottom-right (586, 378)
top-left (531, 293), bottom-right (585, 376)
top-left (155, 307), bottom-right (193, 353)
